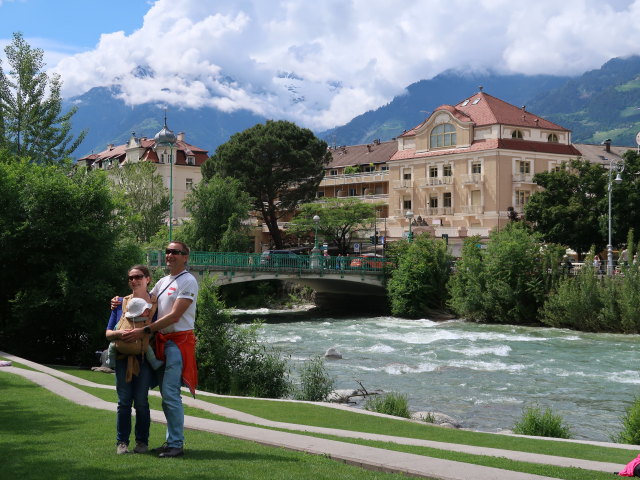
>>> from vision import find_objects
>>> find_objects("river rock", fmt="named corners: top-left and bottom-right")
top-left (327, 389), bottom-right (358, 402)
top-left (412, 411), bottom-right (461, 428)
top-left (324, 347), bottom-right (343, 359)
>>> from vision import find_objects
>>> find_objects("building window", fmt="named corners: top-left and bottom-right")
top-left (516, 190), bottom-right (530, 206)
top-left (349, 187), bottom-right (357, 196)
top-left (186, 178), bottom-right (193, 190)
top-left (443, 164), bottom-right (452, 177)
top-left (317, 191), bottom-right (325, 198)
top-left (512, 129), bottom-right (523, 139)
top-left (429, 166), bottom-right (438, 178)
top-left (430, 123), bottom-right (457, 148)
top-left (471, 190), bottom-right (481, 206)
top-left (519, 161), bottom-right (531, 174)
top-left (363, 165), bottom-right (375, 173)
top-left (403, 172), bottom-right (412, 180)
top-left (403, 199), bottom-right (412, 210)
top-left (159, 153), bottom-right (165, 164)
top-left (429, 195), bottom-right (438, 208)
top-left (471, 162), bottom-right (482, 174)
top-left (186, 156), bottom-right (195, 166)
top-left (443, 192), bottom-right (452, 207)
top-left (547, 133), bottom-right (559, 143)
top-left (380, 165), bottom-right (389, 171)
top-left (330, 169), bottom-right (338, 176)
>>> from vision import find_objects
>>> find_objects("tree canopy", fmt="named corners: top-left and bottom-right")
top-left (289, 198), bottom-right (381, 254)
top-left (203, 120), bottom-right (331, 248)
top-left (0, 32), bottom-right (85, 163)
top-left (182, 174), bottom-right (253, 252)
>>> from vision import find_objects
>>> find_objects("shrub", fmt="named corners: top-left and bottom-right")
top-left (612, 395), bottom-right (640, 444)
top-left (364, 392), bottom-right (411, 418)
top-left (513, 405), bottom-right (572, 439)
top-left (293, 355), bottom-right (335, 401)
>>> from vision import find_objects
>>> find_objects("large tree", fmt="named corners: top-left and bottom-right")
top-left (110, 161), bottom-right (169, 243)
top-left (0, 32), bottom-right (85, 163)
top-left (525, 153), bottom-right (640, 256)
top-left (203, 120), bottom-right (331, 249)
top-left (182, 174), bottom-right (253, 252)
top-left (289, 198), bottom-right (381, 254)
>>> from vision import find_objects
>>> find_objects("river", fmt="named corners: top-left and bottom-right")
top-left (243, 309), bottom-right (640, 442)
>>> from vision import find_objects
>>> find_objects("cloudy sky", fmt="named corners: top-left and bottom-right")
top-left (1, 0), bottom-right (640, 130)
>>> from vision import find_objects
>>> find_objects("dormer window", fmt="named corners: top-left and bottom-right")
top-left (430, 123), bottom-right (457, 148)
top-left (186, 155), bottom-right (195, 166)
top-left (547, 133), bottom-right (559, 143)
top-left (512, 129), bottom-right (523, 139)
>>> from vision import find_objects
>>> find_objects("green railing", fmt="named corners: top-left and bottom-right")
top-left (146, 251), bottom-right (392, 274)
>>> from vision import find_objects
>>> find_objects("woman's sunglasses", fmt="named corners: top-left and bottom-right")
top-left (128, 274), bottom-right (146, 281)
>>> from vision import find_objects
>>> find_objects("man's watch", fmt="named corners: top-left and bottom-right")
top-left (143, 325), bottom-right (152, 335)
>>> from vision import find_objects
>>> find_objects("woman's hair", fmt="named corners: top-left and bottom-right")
top-left (128, 264), bottom-right (151, 277)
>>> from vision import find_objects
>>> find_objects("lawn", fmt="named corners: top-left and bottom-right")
top-left (0, 373), bottom-right (405, 480)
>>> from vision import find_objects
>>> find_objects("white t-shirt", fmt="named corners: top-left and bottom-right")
top-left (150, 270), bottom-right (198, 333)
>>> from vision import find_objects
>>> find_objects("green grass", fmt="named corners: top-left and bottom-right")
top-left (0, 373), bottom-right (406, 480)
top-left (52, 366), bottom-right (634, 466)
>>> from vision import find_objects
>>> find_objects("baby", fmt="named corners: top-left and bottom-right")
top-left (107, 297), bottom-right (163, 370)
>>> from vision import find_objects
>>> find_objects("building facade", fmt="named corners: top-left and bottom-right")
top-left (77, 132), bottom-right (208, 224)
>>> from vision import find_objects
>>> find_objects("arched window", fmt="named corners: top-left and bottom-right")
top-left (430, 123), bottom-right (457, 148)
top-left (512, 129), bottom-right (523, 139)
top-left (547, 133), bottom-right (559, 143)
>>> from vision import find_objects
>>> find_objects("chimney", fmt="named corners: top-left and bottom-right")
top-left (177, 132), bottom-right (185, 142)
top-left (367, 145), bottom-right (372, 152)
top-left (108, 144), bottom-right (114, 151)
top-left (604, 139), bottom-right (612, 153)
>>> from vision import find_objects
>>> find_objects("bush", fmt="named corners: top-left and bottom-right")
top-left (513, 405), bottom-right (572, 438)
top-left (612, 395), bottom-right (640, 444)
top-left (363, 392), bottom-right (411, 418)
top-left (293, 355), bottom-right (335, 401)
top-left (196, 277), bottom-right (291, 398)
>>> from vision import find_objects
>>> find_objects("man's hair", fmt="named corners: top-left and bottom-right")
top-left (169, 240), bottom-right (190, 255)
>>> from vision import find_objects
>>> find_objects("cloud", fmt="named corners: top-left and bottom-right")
top-left (51, 0), bottom-right (640, 130)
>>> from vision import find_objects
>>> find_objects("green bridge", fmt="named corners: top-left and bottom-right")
top-left (146, 251), bottom-right (391, 309)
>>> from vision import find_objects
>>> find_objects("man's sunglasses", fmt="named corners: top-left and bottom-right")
top-left (128, 274), bottom-right (146, 281)
top-left (166, 248), bottom-right (187, 255)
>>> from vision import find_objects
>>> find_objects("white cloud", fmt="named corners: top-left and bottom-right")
top-left (51, 0), bottom-right (640, 130)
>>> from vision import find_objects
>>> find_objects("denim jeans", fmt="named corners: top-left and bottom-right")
top-left (115, 356), bottom-right (152, 445)
top-left (158, 340), bottom-right (184, 448)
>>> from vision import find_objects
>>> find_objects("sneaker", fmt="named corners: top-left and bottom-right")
top-left (158, 447), bottom-right (184, 458)
top-left (116, 442), bottom-right (129, 455)
top-left (133, 442), bottom-right (148, 454)
top-left (151, 442), bottom-right (169, 454)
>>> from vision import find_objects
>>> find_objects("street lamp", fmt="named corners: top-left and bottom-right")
top-left (604, 156), bottom-right (624, 275)
top-left (154, 111), bottom-right (177, 242)
top-left (311, 215), bottom-right (321, 268)
top-left (405, 209), bottom-right (414, 242)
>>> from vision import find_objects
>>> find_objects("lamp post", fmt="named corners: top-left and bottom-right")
top-left (311, 214), bottom-right (321, 268)
top-left (605, 156), bottom-right (625, 275)
top-left (154, 112), bottom-right (177, 242)
top-left (405, 209), bottom-right (414, 242)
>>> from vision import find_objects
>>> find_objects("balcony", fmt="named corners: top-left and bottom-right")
top-left (512, 173), bottom-right (534, 183)
top-left (320, 170), bottom-right (389, 186)
top-left (421, 176), bottom-right (454, 187)
top-left (391, 179), bottom-right (414, 190)
top-left (461, 173), bottom-right (483, 184)
top-left (422, 207), bottom-right (454, 216)
top-left (461, 205), bottom-right (483, 214)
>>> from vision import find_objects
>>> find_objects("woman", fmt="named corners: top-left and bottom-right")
top-left (105, 264), bottom-right (155, 455)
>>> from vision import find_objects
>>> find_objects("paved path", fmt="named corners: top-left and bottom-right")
top-left (0, 352), bottom-right (630, 480)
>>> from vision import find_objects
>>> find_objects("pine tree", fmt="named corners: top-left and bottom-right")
top-left (0, 32), bottom-right (85, 163)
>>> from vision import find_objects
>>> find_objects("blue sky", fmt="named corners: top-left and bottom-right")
top-left (1, 0), bottom-right (639, 130)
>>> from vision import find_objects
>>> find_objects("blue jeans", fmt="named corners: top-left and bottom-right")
top-left (158, 340), bottom-right (184, 448)
top-left (115, 356), bottom-right (152, 445)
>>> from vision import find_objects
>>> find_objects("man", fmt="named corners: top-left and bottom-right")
top-left (122, 241), bottom-right (198, 458)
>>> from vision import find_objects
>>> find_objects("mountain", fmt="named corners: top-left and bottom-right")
top-left (527, 56), bottom-right (640, 146)
top-left (64, 86), bottom-right (267, 158)
top-left (318, 71), bottom-right (572, 146)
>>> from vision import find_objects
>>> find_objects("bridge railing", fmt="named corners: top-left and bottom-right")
top-left (146, 250), bottom-right (394, 274)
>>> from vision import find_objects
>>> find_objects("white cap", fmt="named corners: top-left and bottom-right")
top-left (125, 297), bottom-right (152, 319)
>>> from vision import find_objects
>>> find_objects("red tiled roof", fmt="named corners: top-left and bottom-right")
top-left (390, 138), bottom-right (581, 162)
top-left (326, 141), bottom-right (397, 168)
